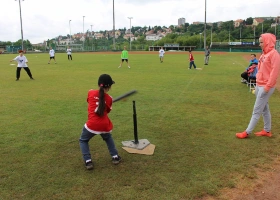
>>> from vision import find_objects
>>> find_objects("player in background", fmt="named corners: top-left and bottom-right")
top-left (48, 47), bottom-right (57, 64)
top-left (188, 50), bottom-right (197, 69)
top-left (10, 50), bottom-right (34, 81)
top-left (159, 47), bottom-right (165, 63)
top-left (118, 46), bottom-right (130, 68)
top-left (66, 46), bottom-right (72, 61)
top-left (204, 46), bottom-right (210, 65)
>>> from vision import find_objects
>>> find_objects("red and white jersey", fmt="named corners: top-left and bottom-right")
top-left (85, 89), bottom-right (113, 134)
top-left (189, 53), bottom-right (194, 61)
top-left (13, 55), bottom-right (28, 67)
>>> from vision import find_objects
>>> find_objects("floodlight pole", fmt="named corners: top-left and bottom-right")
top-left (113, 0), bottom-right (116, 50)
top-left (91, 24), bottom-right (93, 51)
top-left (200, 33), bottom-right (202, 49)
top-left (83, 16), bottom-right (85, 51)
top-left (204, 0), bottom-right (206, 49)
top-left (128, 17), bottom-right (133, 51)
top-left (254, 26), bottom-right (256, 43)
top-left (240, 25), bottom-right (242, 42)
top-left (17, 0), bottom-right (24, 51)
top-left (211, 25), bottom-right (213, 45)
top-left (69, 20), bottom-right (71, 44)
top-left (229, 27), bottom-right (230, 42)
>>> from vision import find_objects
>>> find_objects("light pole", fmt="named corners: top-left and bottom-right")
top-left (204, 0), bottom-right (207, 49)
top-left (229, 27), bottom-right (230, 42)
top-left (69, 20), bottom-right (71, 44)
top-left (210, 25), bottom-right (213, 45)
top-left (16, 0), bottom-right (24, 51)
top-left (240, 25), bottom-right (242, 42)
top-left (128, 17), bottom-right (133, 51)
top-left (113, 0), bottom-right (116, 50)
top-left (83, 16), bottom-right (85, 50)
top-left (200, 33), bottom-right (202, 49)
top-left (91, 25), bottom-right (93, 51)
top-left (254, 26), bottom-right (256, 43)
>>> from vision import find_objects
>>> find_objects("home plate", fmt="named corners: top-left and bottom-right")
top-left (196, 68), bottom-right (202, 70)
top-left (10, 64), bottom-right (15, 65)
top-left (122, 144), bottom-right (155, 155)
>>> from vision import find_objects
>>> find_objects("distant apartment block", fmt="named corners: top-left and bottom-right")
top-left (178, 18), bottom-right (185, 26)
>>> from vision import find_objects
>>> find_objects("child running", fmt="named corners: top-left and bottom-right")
top-left (159, 47), bottom-right (165, 63)
top-left (188, 50), bottom-right (197, 69)
top-left (79, 74), bottom-right (121, 170)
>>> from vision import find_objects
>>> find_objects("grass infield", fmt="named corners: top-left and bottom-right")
top-left (0, 52), bottom-right (280, 199)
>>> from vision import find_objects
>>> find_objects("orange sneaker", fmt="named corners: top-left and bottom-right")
top-left (254, 130), bottom-right (272, 137)
top-left (236, 131), bottom-right (249, 139)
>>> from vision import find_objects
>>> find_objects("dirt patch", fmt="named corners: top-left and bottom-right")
top-left (198, 157), bottom-right (280, 200)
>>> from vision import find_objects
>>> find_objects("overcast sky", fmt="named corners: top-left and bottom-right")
top-left (1, 0), bottom-right (279, 44)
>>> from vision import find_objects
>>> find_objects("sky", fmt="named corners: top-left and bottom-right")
top-left (1, 0), bottom-right (279, 44)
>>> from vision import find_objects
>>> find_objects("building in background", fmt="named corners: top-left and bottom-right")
top-left (178, 18), bottom-right (185, 26)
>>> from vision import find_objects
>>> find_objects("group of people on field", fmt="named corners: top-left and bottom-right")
top-left (8, 33), bottom-right (280, 170)
top-left (157, 45), bottom-right (211, 69)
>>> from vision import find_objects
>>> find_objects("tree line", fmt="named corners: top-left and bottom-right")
top-left (1, 17), bottom-right (278, 51)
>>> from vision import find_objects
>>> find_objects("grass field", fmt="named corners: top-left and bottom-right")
top-left (0, 51), bottom-right (280, 200)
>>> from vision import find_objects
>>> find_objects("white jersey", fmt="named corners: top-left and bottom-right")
top-left (66, 48), bottom-right (72, 55)
top-left (159, 49), bottom-right (165, 57)
top-left (13, 55), bottom-right (28, 67)
top-left (49, 49), bottom-right (55, 57)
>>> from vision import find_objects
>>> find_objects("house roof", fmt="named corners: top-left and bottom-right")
top-left (254, 18), bottom-right (265, 23)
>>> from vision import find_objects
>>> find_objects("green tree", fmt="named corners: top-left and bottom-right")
top-left (245, 17), bottom-right (253, 25)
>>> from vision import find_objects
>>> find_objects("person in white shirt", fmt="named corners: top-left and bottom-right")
top-left (48, 47), bottom-right (57, 64)
top-left (10, 50), bottom-right (34, 81)
top-left (159, 47), bottom-right (165, 63)
top-left (66, 46), bottom-right (72, 60)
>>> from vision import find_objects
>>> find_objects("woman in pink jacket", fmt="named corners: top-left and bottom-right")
top-left (236, 33), bottom-right (280, 139)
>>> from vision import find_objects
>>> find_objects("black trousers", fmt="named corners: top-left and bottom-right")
top-left (17, 67), bottom-right (33, 79)
top-left (241, 71), bottom-right (248, 80)
top-left (68, 55), bottom-right (72, 60)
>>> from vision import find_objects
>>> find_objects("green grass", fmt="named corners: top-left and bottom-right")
top-left (0, 51), bottom-right (280, 200)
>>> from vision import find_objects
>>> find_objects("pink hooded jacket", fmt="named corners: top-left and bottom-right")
top-left (256, 33), bottom-right (280, 91)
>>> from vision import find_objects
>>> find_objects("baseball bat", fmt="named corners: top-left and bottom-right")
top-left (113, 90), bottom-right (137, 103)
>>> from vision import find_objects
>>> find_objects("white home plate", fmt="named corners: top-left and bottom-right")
top-left (196, 68), bottom-right (202, 70)
top-left (10, 64), bottom-right (15, 65)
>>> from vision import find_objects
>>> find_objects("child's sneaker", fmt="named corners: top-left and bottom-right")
top-left (85, 160), bottom-right (94, 170)
top-left (236, 131), bottom-right (249, 139)
top-left (112, 155), bottom-right (122, 165)
top-left (254, 130), bottom-right (272, 137)
top-left (128, 66), bottom-right (131, 68)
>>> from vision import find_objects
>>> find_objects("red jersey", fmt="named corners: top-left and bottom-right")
top-left (85, 89), bottom-right (113, 134)
top-left (189, 53), bottom-right (194, 61)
